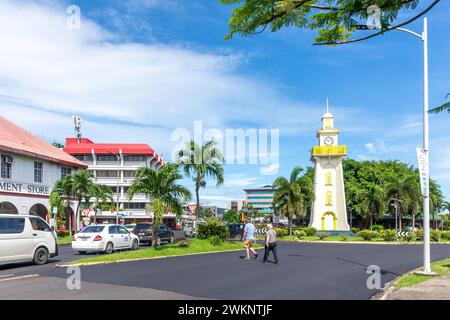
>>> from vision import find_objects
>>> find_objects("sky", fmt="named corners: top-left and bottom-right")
top-left (0, 0), bottom-right (449, 207)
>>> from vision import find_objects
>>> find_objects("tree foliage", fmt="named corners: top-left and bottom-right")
top-left (220, 0), bottom-right (440, 45)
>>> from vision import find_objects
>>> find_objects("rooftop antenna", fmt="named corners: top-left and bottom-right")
top-left (72, 115), bottom-right (82, 144)
top-left (326, 97), bottom-right (329, 113)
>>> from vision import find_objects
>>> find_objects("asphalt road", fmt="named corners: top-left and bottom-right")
top-left (1, 242), bottom-right (449, 299)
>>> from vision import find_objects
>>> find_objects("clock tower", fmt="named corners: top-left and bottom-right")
top-left (309, 109), bottom-right (350, 231)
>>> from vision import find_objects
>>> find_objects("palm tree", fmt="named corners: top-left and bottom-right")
top-left (72, 170), bottom-right (94, 231)
top-left (90, 184), bottom-right (113, 224)
top-left (355, 184), bottom-right (386, 228)
top-left (177, 140), bottom-right (224, 216)
top-left (441, 201), bottom-right (450, 214)
top-left (272, 166), bottom-right (313, 235)
top-left (51, 174), bottom-right (75, 235)
top-left (128, 164), bottom-right (191, 247)
top-left (429, 93), bottom-right (450, 113)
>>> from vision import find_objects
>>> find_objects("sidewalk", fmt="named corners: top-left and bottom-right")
top-left (387, 275), bottom-right (450, 300)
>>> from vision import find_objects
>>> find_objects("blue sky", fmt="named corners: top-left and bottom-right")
top-left (0, 0), bottom-right (449, 207)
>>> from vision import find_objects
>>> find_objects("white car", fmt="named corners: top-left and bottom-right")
top-left (72, 224), bottom-right (139, 254)
top-left (0, 214), bottom-right (58, 265)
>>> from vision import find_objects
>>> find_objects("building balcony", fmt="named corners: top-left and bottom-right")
top-left (311, 145), bottom-right (347, 157)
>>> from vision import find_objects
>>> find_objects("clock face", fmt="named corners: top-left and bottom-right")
top-left (324, 136), bottom-right (334, 146)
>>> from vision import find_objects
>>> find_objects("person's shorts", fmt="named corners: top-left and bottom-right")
top-left (243, 239), bottom-right (254, 249)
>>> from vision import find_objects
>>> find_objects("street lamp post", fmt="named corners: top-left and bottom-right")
top-left (108, 152), bottom-right (121, 225)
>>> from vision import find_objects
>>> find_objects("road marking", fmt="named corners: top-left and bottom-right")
top-left (0, 274), bottom-right (39, 282)
top-left (0, 274), bottom-right (14, 278)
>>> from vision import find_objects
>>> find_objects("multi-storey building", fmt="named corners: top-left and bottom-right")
top-left (243, 185), bottom-right (274, 215)
top-left (229, 200), bottom-right (246, 212)
top-left (0, 117), bottom-right (86, 224)
top-left (63, 137), bottom-right (167, 225)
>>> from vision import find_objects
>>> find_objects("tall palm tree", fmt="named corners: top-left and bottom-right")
top-left (128, 164), bottom-right (191, 247)
top-left (51, 174), bottom-right (75, 235)
top-left (272, 166), bottom-right (312, 235)
top-left (90, 184), bottom-right (113, 224)
top-left (429, 93), bottom-right (450, 113)
top-left (72, 170), bottom-right (94, 231)
top-left (355, 184), bottom-right (386, 228)
top-left (177, 140), bottom-right (224, 216)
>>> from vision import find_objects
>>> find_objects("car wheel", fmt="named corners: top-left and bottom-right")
top-left (235, 234), bottom-right (243, 241)
top-left (33, 247), bottom-right (49, 265)
top-left (132, 239), bottom-right (139, 250)
top-left (78, 251), bottom-right (87, 255)
top-left (104, 242), bottom-right (114, 254)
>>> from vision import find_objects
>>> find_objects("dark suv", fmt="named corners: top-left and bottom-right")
top-left (227, 224), bottom-right (245, 241)
top-left (132, 223), bottom-right (174, 246)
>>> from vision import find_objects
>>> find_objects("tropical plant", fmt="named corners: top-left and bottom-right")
top-left (429, 93), bottom-right (450, 114)
top-left (358, 230), bottom-right (378, 241)
top-left (72, 170), bottom-right (94, 231)
top-left (355, 184), bottom-right (386, 228)
top-left (128, 164), bottom-right (191, 247)
top-left (177, 140), bottom-right (224, 218)
top-left (51, 174), bottom-right (75, 235)
top-left (90, 184), bottom-right (113, 224)
top-left (223, 209), bottom-right (241, 224)
top-left (273, 166), bottom-right (313, 235)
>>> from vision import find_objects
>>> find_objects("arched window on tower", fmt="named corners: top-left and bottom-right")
top-left (324, 119), bottom-right (331, 129)
top-left (325, 191), bottom-right (332, 206)
top-left (325, 172), bottom-right (332, 186)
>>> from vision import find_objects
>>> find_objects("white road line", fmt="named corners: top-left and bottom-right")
top-left (0, 274), bottom-right (14, 278)
top-left (0, 274), bottom-right (39, 282)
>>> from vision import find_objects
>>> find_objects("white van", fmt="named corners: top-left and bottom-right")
top-left (0, 214), bottom-right (58, 265)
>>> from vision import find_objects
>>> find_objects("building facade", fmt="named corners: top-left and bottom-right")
top-left (63, 138), bottom-right (167, 225)
top-left (0, 117), bottom-right (86, 223)
top-left (229, 200), bottom-right (246, 212)
top-left (243, 185), bottom-right (274, 215)
top-left (309, 112), bottom-right (350, 231)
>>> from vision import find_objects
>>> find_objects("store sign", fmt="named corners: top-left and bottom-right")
top-left (0, 180), bottom-right (50, 195)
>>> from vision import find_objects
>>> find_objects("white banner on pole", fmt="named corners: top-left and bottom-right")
top-left (416, 146), bottom-right (429, 197)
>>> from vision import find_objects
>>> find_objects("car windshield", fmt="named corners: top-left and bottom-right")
top-left (134, 224), bottom-right (152, 231)
top-left (81, 226), bottom-right (105, 233)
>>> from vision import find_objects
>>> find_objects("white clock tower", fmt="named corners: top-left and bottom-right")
top-left (309, 107), bottom-right (350, 231)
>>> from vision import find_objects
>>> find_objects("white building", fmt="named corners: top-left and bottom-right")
top-left (63, 137), bottom-right (171, 226)
top-left (0, 117), bottom-right (86, 224)
top-left (309, 111), bottom-right (350, 231)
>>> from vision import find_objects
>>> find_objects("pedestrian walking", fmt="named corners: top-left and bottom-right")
top-left (243, 220), bottom-right (258, 260)
top-left (263, 224), bottom-right (278, 264)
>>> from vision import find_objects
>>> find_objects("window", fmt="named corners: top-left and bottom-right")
top-left (0, 217), bottom-right (25, 234)
top-left (30, 217), bottom-right (51, 232)
top-left (124, 155), bottom-right (146, 162)
top-left (123, 203), bottom-right (146, 210)
top-left (34, 162), bottom-right (43, 183)
top-left (82, 226), bottom-right (105, 233)
top-left (325, 173), bottom-right (332, 186)
top-left (61, 167), bottom-right (72, 179)
top-left (1, 155), bottom-right (12, 179)
top-left (97, 155), bottom-right (119, 162)
top-left (324, 119), bottom-right (331, 128)
top-left (123, 171), bottom-right (136, 178)
top-left (96, 170), bottom-right (119, 178)
top-left (73, 154), bottom-right (93, 162)
top-left (108, 226), bottom-right (119, 234)
top-left (325, 191), bottom-right (332, 206)
top-left (118, 226), bottom-right (129, 234)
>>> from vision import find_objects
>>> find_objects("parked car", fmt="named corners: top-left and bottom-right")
top-left (0, 214), bottom-right (58, 265)
top-left (72, 224), bottom-right (139, 254)
top-left (132, 223), bottom-right (174, 246)
top-left (227, 224), bottom-right (245, 241)
top-left (124, 224), bottom-right (136, 232)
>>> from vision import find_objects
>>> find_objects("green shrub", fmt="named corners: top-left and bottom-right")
top-left (403, 232), bottom-right (416, 242)
top-left (441, 231), bottom-right (450, 240)
top-left (57, 231), bottom-right (69, 237)
top-left (415, 230), bottom-right (424, 240)
top-left (371, 224), bottom-right (384, 232)
top-left (208, 236), bottom-right (224, 246)
top-left (382, 229), bottom-right (397, 241)
top-left (196, 221), bottom-right (229, 240)
top-left (177, 239), bottom-right (190, 247)
top-left (340, 233), bottom-right (349, 242)
top-left (299, 227), bottom-right (317, 237)
top-left (274, 228), bottom-right (289, 237)
top-left (350, 227), bottom-right (360, 234)
top-left (318, 232), bottom-right (329, 240)
top-left (430, 230), bottom-right (441, 242)
top-left (358, 230), bottom-right (378, 241)
top-left (293, 230), bottom-right (306, 239)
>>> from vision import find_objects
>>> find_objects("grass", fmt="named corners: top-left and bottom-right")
top-left (58, 235), bottom-right (73, 245)
top-left (395, 259), bottom-right (450, 290)
top-left (70, 238), bottom-right (262, 264)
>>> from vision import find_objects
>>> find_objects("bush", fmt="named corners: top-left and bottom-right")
top-left (57, 231), bottom-right (69, 237)
top-left (293, 230), bottom-right (307, 239)
top-left (431, 230), bottom-right (441, 242)
top-left (358, 230), bottom-right (378, 241)
top-left (177, 239), bottom-right (190, 247)
top-left (350, 227), bottom-right (360, 234)
top-left (274, 228), bottom-right (289, 237)
top-left (382, 229), bottom-right (397, 241)
top-left (340, 233), bottom-right (349, 242)
top-left (404, 232), bottom-right (416, 242)
top-left (371, 225), bottom-right (384, 232)
top-left (299, 227), bottom-right (317, 237)
top-left (442, 231), bottom-right (450, 240)
top-left (208, 236), bottom-right (224, 246)
top-left (196, 221), bottom-right (229, 240)
top-left (318, 232), bottom-right (329, 240)
top-left (415, 230), bottom-right (424, 240)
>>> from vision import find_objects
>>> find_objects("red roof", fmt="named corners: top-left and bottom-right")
top-left (63, 138), bottom-right (165, 165)
top-left (0, 117), bottom-right (87, 168)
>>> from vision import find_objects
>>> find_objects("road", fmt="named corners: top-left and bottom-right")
top-left (1, 242), bottom-right (449, 299)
